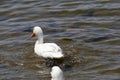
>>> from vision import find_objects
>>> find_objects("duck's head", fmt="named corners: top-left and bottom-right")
top-left (31, 26), bottom-right (43, 38)
top-left (51, 66), bottom-right (64, 80)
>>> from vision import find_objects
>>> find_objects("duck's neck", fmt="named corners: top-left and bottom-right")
top-left (36, 35), bottom-right (43, 45)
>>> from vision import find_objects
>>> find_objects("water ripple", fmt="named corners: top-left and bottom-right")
top-left (0, 0), bottom-right (120, 80)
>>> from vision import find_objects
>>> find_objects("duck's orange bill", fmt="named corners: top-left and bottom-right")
top-left (31, 32), bottom-right (35, 38)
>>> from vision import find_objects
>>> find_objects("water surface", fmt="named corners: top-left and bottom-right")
top-left (0, 0), bottom-right (120, 80)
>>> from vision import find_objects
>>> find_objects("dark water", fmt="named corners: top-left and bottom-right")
top-left (0, 0), bottom-right (120, 80)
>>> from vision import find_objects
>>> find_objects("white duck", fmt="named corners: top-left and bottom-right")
top-left (31, 26), bottom-right (64, 59)
top-left (51, 66), bottom-right (64, 80)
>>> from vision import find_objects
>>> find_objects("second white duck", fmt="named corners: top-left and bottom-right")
top-left (51, 66), bottom-right (64, 80)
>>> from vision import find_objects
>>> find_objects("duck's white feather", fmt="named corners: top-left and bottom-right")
top-left (35, 42), bottom-right (63, 58)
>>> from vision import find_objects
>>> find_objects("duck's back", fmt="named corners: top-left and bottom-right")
top-left (34, 43), bottom-right (63, 58)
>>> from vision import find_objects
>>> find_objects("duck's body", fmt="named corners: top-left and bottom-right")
top-left (31, 26), bottom-right (64, 59)
top-left (34, 42), bottom-right (63, 58)
top-left (51, 66), bottom-right (64, 80)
